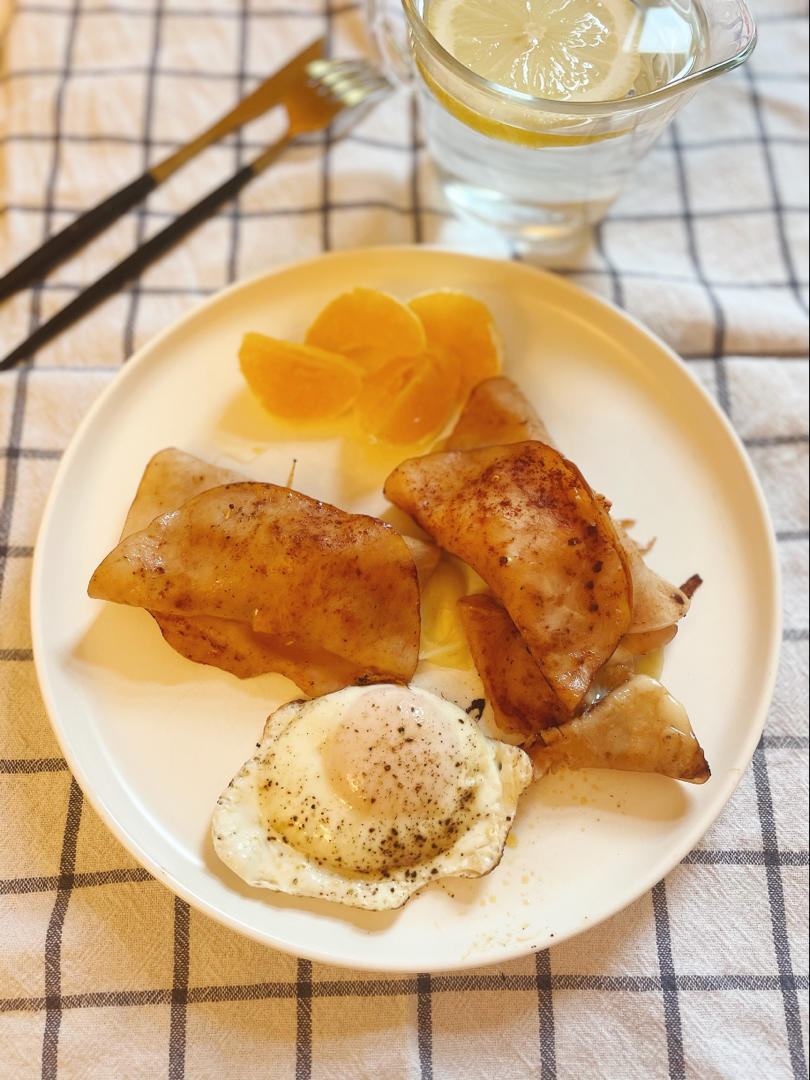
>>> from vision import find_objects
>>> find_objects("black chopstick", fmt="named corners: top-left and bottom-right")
top-left (0, 174), bottom-right (158, 306)
top-left (0, 139), bottom-right (289, 373)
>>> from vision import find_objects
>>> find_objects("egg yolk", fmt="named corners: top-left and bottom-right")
top-left (256, 688), bottom-right (483, 876)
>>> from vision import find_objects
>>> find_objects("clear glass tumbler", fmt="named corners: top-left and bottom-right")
top-left (366, 0), bottom-right (757, 252)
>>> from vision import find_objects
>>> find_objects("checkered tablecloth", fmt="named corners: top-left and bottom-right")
top-left (1, 1), bottom-right (807, 1077)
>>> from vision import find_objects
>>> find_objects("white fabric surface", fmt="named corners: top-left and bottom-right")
top-left (0, 1), bottom-right (807, 1077)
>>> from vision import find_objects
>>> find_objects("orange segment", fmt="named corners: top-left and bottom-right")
top-left (239, 332), bottom-right (362, 421)
top-left (408, 290), bottom-right (503, 396)
top-left (354, 347), bottom-right (461, 445)
top-left (305, 287), bottom-right (427, 371)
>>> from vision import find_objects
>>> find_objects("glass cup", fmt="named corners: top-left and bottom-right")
top-left (366, 0), bottom-right (757, 252)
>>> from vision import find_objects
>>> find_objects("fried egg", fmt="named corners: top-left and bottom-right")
top-left (212, 683), bottom-right (532, 910)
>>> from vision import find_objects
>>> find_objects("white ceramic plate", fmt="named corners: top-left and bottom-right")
top-left (31, 247), bottom-right (781, 973)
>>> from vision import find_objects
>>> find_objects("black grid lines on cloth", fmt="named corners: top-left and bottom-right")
top-left (0, 0), bottom-right (807, 1078)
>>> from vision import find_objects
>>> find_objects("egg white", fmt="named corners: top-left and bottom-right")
top-left (212, 683), bottom-right (532, 910)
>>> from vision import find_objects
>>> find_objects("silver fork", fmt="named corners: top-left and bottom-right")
top-left (249, 56), bottom-right (391, 174)
top-left (0, 56), bottom-right (391, 372)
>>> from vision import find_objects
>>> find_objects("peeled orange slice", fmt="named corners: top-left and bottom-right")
top-left (354, 347), bottom-right (460, 444)
top-left (305, 287), bottom-right (427, 371)
top-left (239, 332), bottom-right (362, 421)
top-left (240, 286), bottom-right (508, 438)
top-left (409, 290), bottom-right (502, 397)
top-left (427, 0), bottom-right (641, 104)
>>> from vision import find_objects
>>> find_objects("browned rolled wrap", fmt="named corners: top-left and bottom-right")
top-left (89, 480), bottom-right (421, 685)
top-left (385, 440), bottom-right (632, 712)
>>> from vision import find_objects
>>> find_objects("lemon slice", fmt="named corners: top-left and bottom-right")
top-left (426, 0), bottom-right (641, 103)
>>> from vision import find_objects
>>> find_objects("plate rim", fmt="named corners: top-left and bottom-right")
top-left (30, 244), bottom-right (783, 972)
